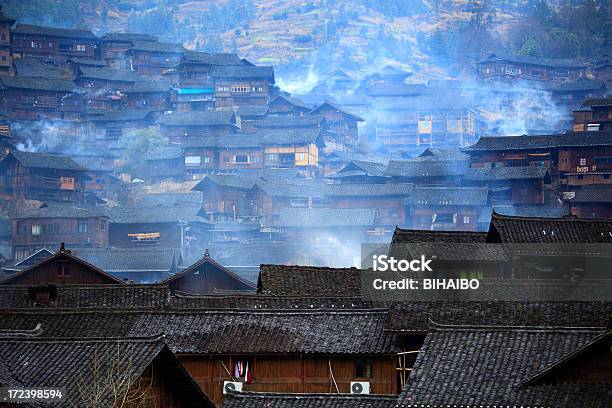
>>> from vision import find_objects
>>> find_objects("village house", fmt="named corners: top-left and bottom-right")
top-left (384, 158), bottom-right (469, 186)
top-left (406, 187), bottom-right (489, 231)
top-left (234, 105), bottom-right (269, 132)
top-left (570, 185), bottom-right (612, 218)
top-left (211, 64), bottom-right (275, 108)
top-left (579, 97), bottom-right (612, 132)
top-left (177, 50), bottom-right (242, 86)
top-left (87, 109), bottom-right (155, 143)
top-left (308, 101), bottom-right (364, 151)
top-left (192, 173), bottom-right (260, 223)
top-left (162, 250), bottom-right (255, 294)
top-left (0, 7), bottom-right (15, 76)
top-left (11, 205), bottom-right (109, 261)
top-left (0, 243), bottom-right (121, 285)
top-left (75, 65), bottom-right (144, 111)
top-left (157, 110), bottom-right (238, 144)
top-left (0, 335), bottom-right (214, 408)
top-left (99, 32), bottom-right (159, 70)
top-left (551, 78), bottom-right (608, 106)
top-left (462, 166), bottom-right (550, 205)
top-left (399, 322), bottom-right (610, 408)
top-left (143, 146), bottom-right (185, 183)
top-left (0, 75), bottom-right (82, 120)
top-left (108, 202), bottom-right (211, 259)
top-left (72, 156), bottom-right (123, 203)
top-left (329, 160), bottom-right (389, 183)
top-left (267, 94), bottom-right (314, 117)
top-left (126, 40), bottom-right (185, 77)
top-left (11, 23), bottom-right (97, 59)
top-left (476, 53), bottom-right (588, 83)
top-left (0, 150), bottom-right (87, 203)
top-left (123, 80), bottom-right (172, 111)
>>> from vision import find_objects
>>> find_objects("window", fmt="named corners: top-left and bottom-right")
top-left (235, 155), bottom-right (248, 163)
top-left (32, 224), bottom-right (42, 236)
top-left (185, 156), bottom-right (202, 166)
top-left (463, 216), bottom-right (470, 224)
top-left (17, 222), bottom-right (26, 236)
top-left (100, 220), bottom-right (107, 231)
top-left (30, 41), bottom-right (41, 48)
top-left (579, 158), bottom-right (587, 166)
top-left (203, 156), bottom-right (211, 164)
top-left (594, 157), bottom-right (612, 165)
top-left (57, 263), bottom-right (70, 277)
top-left (355, 358), bottom-right (373, 378)
top-left (296, 153), bottom-right (306, 161)
top-left (231, 85), bottom-right (251, 93)
top-left (76, 44), bottom-right (87, 52)
top-left (78, 220), bottom-right (88, 233)
top-left (47, 224), bottom-right (59, 234)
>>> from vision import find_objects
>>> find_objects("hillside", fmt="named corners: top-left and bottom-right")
top-left (4, 0), bottom-right (609, 88)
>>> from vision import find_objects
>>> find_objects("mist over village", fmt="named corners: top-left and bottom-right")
top-left (0, 0), bottom-right (609, 407)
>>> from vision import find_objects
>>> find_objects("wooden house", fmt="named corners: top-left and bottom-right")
top-left (308, 101), bottom-right (364, 151)
top-left (571, 185), bottom-right (612, 219)
top-left (551, 79), bottom-right (607, 106)
top-left (593, 54), bottom-right (612, 89)
top-left (11, 23), bottom-right (97, 59)
top-left (210, 64), bottom-right (275, 108)
top-left (123, 80), bottom-right (172, 111)
top-left (142, 146), bottom-right (185, 183)
top-left (75, 65), bottom-right (143, 111)
top-left (192, 174), bottom-right (259, 222)
top-left (267, 94), bottom-right (314, 117)
top-left (384, 158), bottom-right (469, 186)
top-left (157, 110), bottom-right (237, 144)
top-left (275, 207), bottom-right (376, 245)
top-left (398, 323), bottom-right (610, 408)
top-left (162, 250), bottom-right (255, 294)
top-left (234, 105), bottom-right (268, 132)
top-left (109, 203), bottom-right (211, 259)
top-left (99, 32), bottom-right (158, 70)
top-left (329, 160), bottom-right (389, 183)
top-left (406, 187), bottom-right (489, 231)
top-left (0, 76), bottom-right (82, 120)
top-left (11, 205), bottom-right (109, 262)
top-left (72, 156), bottom-right (123, 202)
top-left (462, 166), bottom-right (550, 205)
top-left (0, 150), bottom-right (87, 203)
top-left (476, 53), bottom-right (587, 83)
top-left (0, 335), bottom-right (214, 408)
top-left (581, 97), bottom-right (612, 132)
top-left (177, 51), bottom-right (242, 85)
top-left (0, 243), bottom-right (121, 284)
top-left (87, 110), bottom-right (155, 142)
top-left (126, 40), bottom-right (185, 77)
top-left (0, 7), bottom-right (15, 76)
top-left (327, 183), bottom-right (413, 230)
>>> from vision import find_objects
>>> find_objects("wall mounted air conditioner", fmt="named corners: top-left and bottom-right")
top-left (223, 381), bottom-right (243, 394)
top-left (350, 381), bottom-right (370, 394)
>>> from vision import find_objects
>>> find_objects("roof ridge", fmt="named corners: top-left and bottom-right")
top-left (0, 333), bottom-right (167, 343)
top-left (428, 318), bottom-right (606, 332)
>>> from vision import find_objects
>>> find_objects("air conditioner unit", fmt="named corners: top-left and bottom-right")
top-left (563, 191), bottom-right (576, 200)
top-left (350, 381), bottom-right (370, 395)
top-left (223, 381), bottom-right (243, 395)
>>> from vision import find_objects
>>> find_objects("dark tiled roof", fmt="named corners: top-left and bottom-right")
top-left (399, 324), bottom-right (610, 407)
top-left (0, 336), bottom-right (213, 407)
top-left (130, 40), bottom-right (185, 53)
top-left (0, 76), bottom-right (78, 92)
top-left (309, 101), bottom-right (364, 121)
top-left (478, 52), bottom-right (587, 68)
top-left (464, 166), bottom-right (549, 181)
top-left (87, 110), bottom-right (152, 122)
top-left (142, 146), bottom-right (183, 160)
top-left (209, 65), bottom-right (275, 81)
top-left (253, 178), bottom-right (329, 198)
top-left (123, 80), bottom-right (172, 93)
top-left (478, 205), bottom-right (571, 223)
top-left (221, 392), bottom-right (399, 408)
top-left (364, 82), bottom-right (425, 97)
top-left (69, 57), bottom-right (106, 66)
top-left (163, 254), bottom-right (255, 290)
top-left (257, 265), bottom-right (362, 296)
top-left (7, 150), bottom-right (85, 171)
top-left (0, 310), bottom-right (399, 354)
top-left (488, 212), bottom-right (612, 243)
top-left (157, 110), bottom-right (236, 126)
top-left (192, 174), bottom-right (260, 191)
top-left (182, 50), bottom-right (242, 65)
top-left (78, 66), bottom-right (142, 82)
top-left (572, 185), bottom-right (612, 203)
top-left (333, 160), bottom-right (388, 178)
top-left (463, 132), bottom-right (612, 151)
top-left (73, 248), bottom-right (177, 273)
top-left (13, 23), bottom-right (96, 39)
top-left (235, 105), bottom-right (268, 117)
top-left (168, 292), bottom-right (374, 310)
top-left (269, 94), bottom-right (314, 110)
top-left (277, 208), bottom-right (376, 227)
top-left (138, 192), bottom-right (202, 206)
top-left (385, 301), bottom-right (612, 333)
top-left (384, 160), bottom-right (468, 178)
top-left (327, 183), bottom-right (413, 197)
top-left (553, 79), bottom-right (607, 93)
top-left (0, 284), bottom-right (169, 309)
top-left (101, 32), bottom-right (158, 42)
top-left (13, 58), bottom-right (68, 79)
top-left (391, 227), bottom-right (488, 243)
top-left (254, 115), bottom-right (322, 128)
top-left (13, 204), bottom-right (108, 219)
top-left (181, 129), bottom-right (324, 149)
top-left (582, 97), bottom-right (612, 107)
top-left (109, 203), bottom-right (209, 224)
top-left (407, 187), bottom-right (488, 206)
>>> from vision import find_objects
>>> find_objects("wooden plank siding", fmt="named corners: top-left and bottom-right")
top-left (180, 355), bottom-right (397, 406)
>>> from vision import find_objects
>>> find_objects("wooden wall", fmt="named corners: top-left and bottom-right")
top-left (180, 355), bottom-right (397, 406)
top-left (1, 256), bottom-right (118, 285)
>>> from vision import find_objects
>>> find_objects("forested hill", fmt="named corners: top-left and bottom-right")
top-left (3, 0), bottom-right (610, 83)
